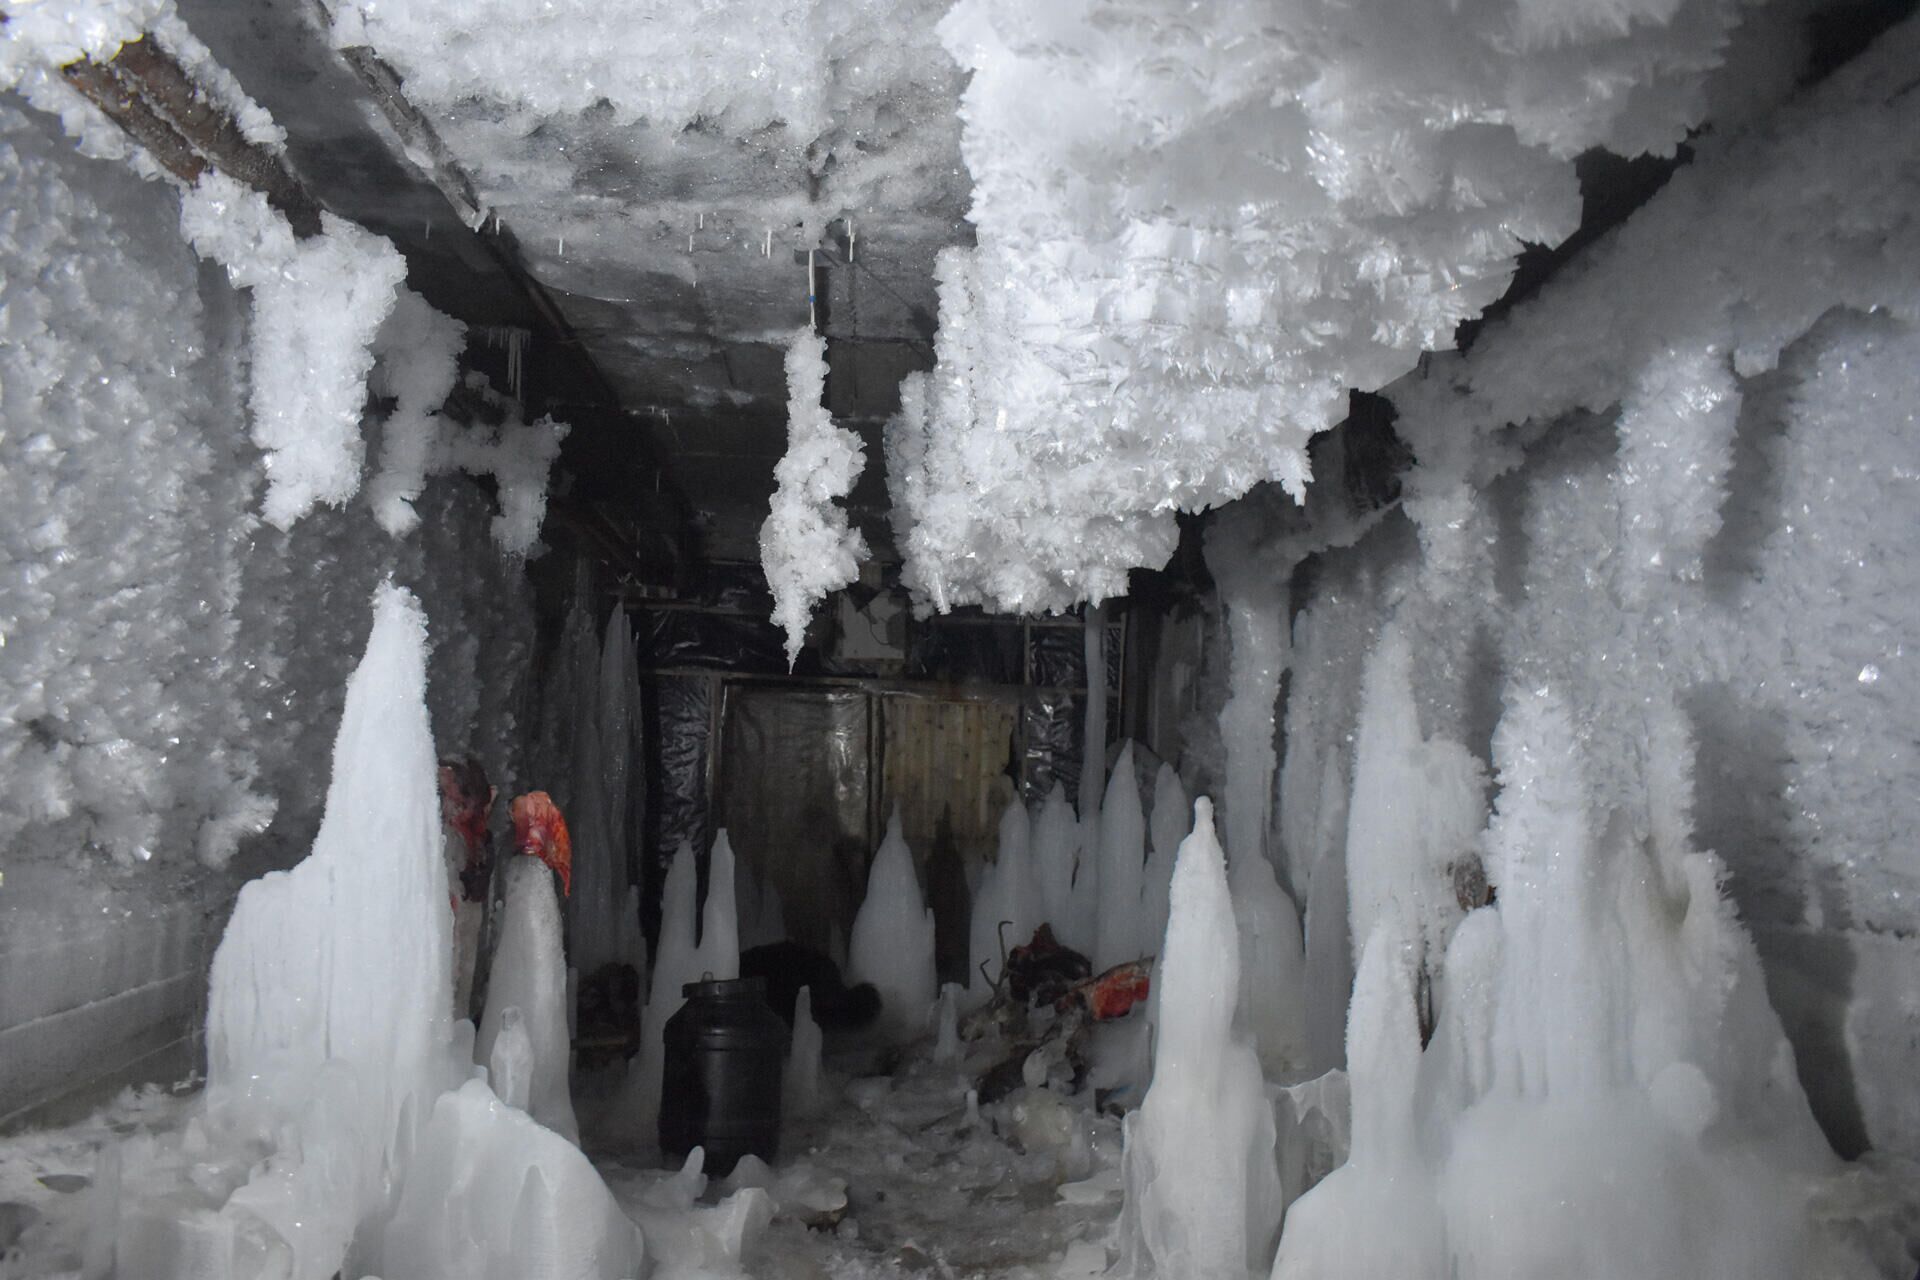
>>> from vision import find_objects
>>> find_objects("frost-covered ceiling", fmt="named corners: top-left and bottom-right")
top-left (167, 0), bottom-right (1909, 591)
top-left (174, 0), bottom-right (966, 562)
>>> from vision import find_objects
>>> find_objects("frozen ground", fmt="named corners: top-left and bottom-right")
top-left (0, 1031), bottom-right (1123, 1279)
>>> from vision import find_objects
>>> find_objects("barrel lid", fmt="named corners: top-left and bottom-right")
top-left (681, 974), bottom-right (768, 999)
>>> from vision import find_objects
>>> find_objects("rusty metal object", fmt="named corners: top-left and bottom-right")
top-left (59, 36), bottom-right (324, 237)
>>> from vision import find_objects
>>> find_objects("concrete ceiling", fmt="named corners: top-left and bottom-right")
top-left (176, 0), bottom-right (969, 566)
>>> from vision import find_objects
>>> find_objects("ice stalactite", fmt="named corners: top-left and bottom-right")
top-left (435, 374), bottom-right (572, 557)
top-left (476, 855), bottom-right (579, 1144)
top-left (1093, 741), bottom-right (1147, 971)
top-left (761, 328), bottom-right (868, 667)
top-left (177, 173), bottom-right (406, 530)
top-left (848, 809), bottom-right (937, 1042)
top-left (970, 797), bottom-right (1039, 997)
top-left (1120, 798), bottom-right (1284, 1280)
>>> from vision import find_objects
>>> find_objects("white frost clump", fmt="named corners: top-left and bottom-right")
top-left (327, 0), bottom-right (823, 137)
top-left (177, 173), bottom-right (406, 529)
top-left (369, 290), bottom-right (467, 537)
top-left (437, 374), bottom-right (572, 557)
top-left (889, 0), bottom-right (1771, 613)
top-left (760, 328), bottom-right (867, 666)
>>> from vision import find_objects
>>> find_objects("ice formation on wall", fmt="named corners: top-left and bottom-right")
top-left (0, 96), bottom-right (535, 884)
top-left (177, 174), bottom-right (406, 529)
top-left (848, 810), bottom-right (937, 1041)
top-left (435, 375), bottom-right (573, 558)
top-left (1277, 686), bottom-right (1877, 1278)
top-left (761, 328), bottom-right (868, 666)
top-left (1360, 13), bottom-right (1920, 1159)
top-left (1121, 798), bottom-right (1283, 1279)
top-left (888, 0), bottom-right (1781, 613)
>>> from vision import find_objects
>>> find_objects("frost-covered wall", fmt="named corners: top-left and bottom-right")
top-left (1271, 20), bottom-right (1920, 1162)
top-left (0, 99), bottom-right (536, 1123)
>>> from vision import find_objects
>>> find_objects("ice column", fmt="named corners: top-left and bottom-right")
top-left (1122, 798), bottom-right (1284, 1279)
top-left (848, 809), bottom-right (937, 1041)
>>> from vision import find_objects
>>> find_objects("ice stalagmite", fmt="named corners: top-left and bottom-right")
top-left (1342, 622), bottom-right (1487, 989)
top-left (1141, 762), bottom-right (1185, 959)
top-left (848, 809), bottom-right (937, 1041)
top-left (970, 797), bottom-right (1039, 996)
top-left (373, 1080), bottom-right (645, 1280)
top-left (620, 838), bottom-right (701, 1142)
top-left (1121, 798), bottom-right (1283, 1280)
top-left (203, 583), bottom-right (450, 1280)
top-left (476, 854), bottom-right (579, 1143)
top-left (1094, 741), bottom-right (1147, 971)
top-left (697, 828), bottom-right (742, 980)
top-left (785, 987), bottom-right (823, 1119)
top-left (1033, 783), bottom-right (1082, 951)
top-left (1271, 922), bottom-right (1444, 1280)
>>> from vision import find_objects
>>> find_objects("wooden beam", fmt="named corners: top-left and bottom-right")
top-left (60, 36), bottom-right (324, 238)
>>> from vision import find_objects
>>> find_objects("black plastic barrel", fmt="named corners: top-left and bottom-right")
top-left (659, 975), bottom-right (788, 1175)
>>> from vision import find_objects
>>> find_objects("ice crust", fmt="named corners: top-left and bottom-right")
top-left (885, 0), bottom-right (1776, 614)
top-left (761, 328), bottom-right (869, 666)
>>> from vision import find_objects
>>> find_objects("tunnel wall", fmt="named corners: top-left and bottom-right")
top-left (0, 99), bottom-right (537, 1127)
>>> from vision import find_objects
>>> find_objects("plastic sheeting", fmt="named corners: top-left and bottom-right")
top-left (714, 686), bottom-right (872, 956)
top-left (644, 673), bottom-right (715, 938)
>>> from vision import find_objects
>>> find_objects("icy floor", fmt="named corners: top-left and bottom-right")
top-left (0, 1031), bottom-right (1122, 1279)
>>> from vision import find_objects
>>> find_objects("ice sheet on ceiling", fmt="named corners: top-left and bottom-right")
top-left (886, 0), bottom-right (1801, 614)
